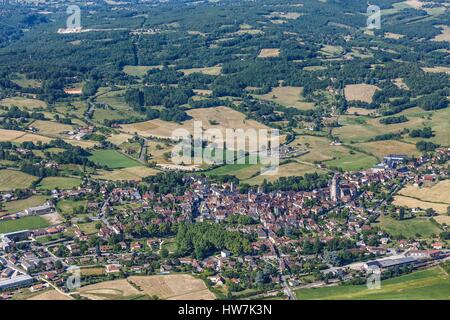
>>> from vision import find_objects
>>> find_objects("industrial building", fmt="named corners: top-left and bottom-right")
top-left (0, 275), bottom-right (34, 292)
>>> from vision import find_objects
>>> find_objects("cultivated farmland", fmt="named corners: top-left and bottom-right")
top-left (344, 84), bottom-right (379, 103)
top-left (255, 86), bottom-right (314, 110)
top-left (128, 274), bottom-right (215, 300)
top-left (89, 150), bottom-right (142, 169)
top-left (0, 169), bottom-right (37, 191)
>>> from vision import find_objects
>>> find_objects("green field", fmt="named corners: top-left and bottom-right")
top-left (205, 155), bottom-right (261, 180)
top-left (56, 199), bottom-right (87, 215)
top-left (37, 177), bottom-right (82, 191)
top-left (123, 65), bottom-right (161, 77)
top-left (324, 152), bottom-right (378, 171)
top-left (0, 170), bottom-right (37, 191)
top-left (0, 216), bottom-right (50, 233)
top-left (296, 266), bottom-right (450, 300)
top-left (77, 221), bottom-right (101, 235)
top-left (93, 89), bottom-right (145, 123)
top-left (89, 149), bottom-right (142, 169)
top-left (374, 215), bottom-right (442, 239)
top-left (0, 195), bottom-right (49, 216)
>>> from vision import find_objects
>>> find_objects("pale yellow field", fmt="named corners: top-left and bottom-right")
top-left (107, 133), bottom-right (134, 145)
top-left (78, 275), bottom-right (214, 300)
top-left (0, 97), bottom-right (46, 109)
top-left (0, 169), bottom-right (37, 191)
top-left (393, 195), bottom-right (449, 214)
top-left (346, 107), bottom-right (376, 115)
top-left (128, 274), bottom-right (215, 300)
top-left (64, 139), bottom-right (97, 149)
top-left (433, 25), bottom-right (450, 42)
top-left (0, 128), bottom-right (56, 144)
top-left (404, 0), bottom-right (424, 9)
top-left (121, 106), bottom-right (270, 141)
top-left (393, 78), bottom-right (409, 90)
top-left (31, 120), bottom-right (74, 137)
top-left (193, 89), bottom-right (213, 96)
top-left (94, 166), bottom-right (159, 181)
top-left (265, 12), bottom-right (302, 20)
top-left (434, 215), bottom-right (450, 226)
top-left (344, 84), bottom-right (379, 103)
top-left (258, 48), bottom-right (280, 58)
top-left (28, 290), bottom-right (73, 301)
top-left (385, 32), bottom-right (404, 39)
top-left (398, 180), bottom-right (450, 205)
top-left (0, 129), bottom-right (27, 141)
top-left (421, 66), bottom-right (450, 75)
top-left (303, 66), bottom-right (327, 71)
top-left (232, 29), bottom-right (264, 36)
top-left (79, 279), bottom-right (141, 300)
top-left (270, 19), bottom-right (287, 25)
top-left (255, 86), bottom-right (314, 110)
top-left (187, 30), bottom-right (208, 37)
top-left (81, 267), bottom-right (105, 276)
top-left (355, 140), bottom-right (420, 159)
top-left (179, 66), bottom-right (222, 76)
top-left (147, 140), bottom-right (173, 164)
top-left (245, 161), bottom-right (324, 185)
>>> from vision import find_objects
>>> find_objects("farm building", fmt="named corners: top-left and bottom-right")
top-left (25, 202), bottom-right (54, 216)
top-left (364, 257), bottom-right (417, 270)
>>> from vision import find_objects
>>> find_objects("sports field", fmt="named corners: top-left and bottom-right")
top-left (89, 150), bottom-right (142, 169)
top-left (296, 266), bottom-right (450, 300)
top-left (0, 216), bottom-right (50, 233)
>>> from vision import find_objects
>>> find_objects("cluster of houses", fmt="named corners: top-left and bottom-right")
top-left (0, 146), bottom-right (449, 297)
top-left (67, 126), bottom-right (95, 141)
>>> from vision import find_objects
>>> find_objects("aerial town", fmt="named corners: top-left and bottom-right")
top-left (1, 147), bottom-right (449, 300)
